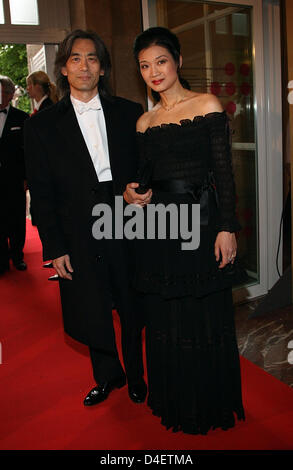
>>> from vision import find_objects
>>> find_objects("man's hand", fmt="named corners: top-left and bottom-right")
top-left (52, 254), bottom-right (73, 280)
top-left (123, 182), bottom-right (152, 207)
top-left (214, 232), bottom-right (237, 269)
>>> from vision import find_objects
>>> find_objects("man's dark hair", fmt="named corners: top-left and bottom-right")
top-left (0, 75), bottom-right (15, 95)
top-left (54, 29), bottom-right (112, 99)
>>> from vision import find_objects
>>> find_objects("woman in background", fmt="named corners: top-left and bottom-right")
top-left (26, 71), bottom-right (58, 113)
top-left (125, 27), bottom-right (245, 435)
top-left (26, 71), bottom-right (58, 229)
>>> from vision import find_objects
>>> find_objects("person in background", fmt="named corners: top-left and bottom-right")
top-left (0, 75), bottom-right (29, 274)
top-left (26, 71), bottom-right (58, 114)
top-left (26, 71), bottom-right (58, 230)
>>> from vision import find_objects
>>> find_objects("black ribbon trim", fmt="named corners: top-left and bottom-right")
top-left (152, 174), bottom-right (219, 225)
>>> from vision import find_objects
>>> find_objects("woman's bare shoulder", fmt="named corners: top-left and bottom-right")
top-left (136, 108), bottom-right (157, 133)
top-left (198, 93), bottom-right (224, 114)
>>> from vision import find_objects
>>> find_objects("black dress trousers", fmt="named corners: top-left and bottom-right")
top-left (89, 182), bottom-right (144, 385)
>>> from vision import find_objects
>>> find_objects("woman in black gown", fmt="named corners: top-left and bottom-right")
top-left (124, 27), bottom-right (245, 435)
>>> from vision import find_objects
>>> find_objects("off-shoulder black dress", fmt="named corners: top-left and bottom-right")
top-left (134, 111), bottom-right (245, 435)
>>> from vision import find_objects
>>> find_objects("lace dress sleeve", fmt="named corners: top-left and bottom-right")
top-left (207, 112), bottom-right (241, 232)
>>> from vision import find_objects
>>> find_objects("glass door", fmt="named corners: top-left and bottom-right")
top-left (141, 0), bottom-right (283, 302)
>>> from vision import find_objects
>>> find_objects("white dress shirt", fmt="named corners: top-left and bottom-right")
top-left (0, 104), bottom-right (10, 138)
top-left (71, 94), bottom-right (112, 182)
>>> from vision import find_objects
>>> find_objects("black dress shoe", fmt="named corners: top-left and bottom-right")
top-left (128, 380), bottom-right (147, 404)
top-left (13, 261), bottom-right (27, 271)
top-left (84, 376), bottom-right (126, 406)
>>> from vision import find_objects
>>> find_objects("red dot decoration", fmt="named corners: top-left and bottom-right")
top-left (240, 63), bottom-right (250, 76)
top-left (226, 101), bottom-right (236, 114)
top-left (210, 81), bottom-right (221, 96)
top-left (240, 82), bottom-right (251, 96)
top-left (225, 62), bottom-right (235, 76)
top-left (225, 82), bottom-right (236, 96)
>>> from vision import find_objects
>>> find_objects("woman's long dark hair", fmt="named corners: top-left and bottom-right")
top-left (54, 29), bottom-right (112, 99)
top-left (133, 27), bottom-right (190, 102)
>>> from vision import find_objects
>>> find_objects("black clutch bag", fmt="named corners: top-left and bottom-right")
top-left (136, 158), bottom-right (154, 194)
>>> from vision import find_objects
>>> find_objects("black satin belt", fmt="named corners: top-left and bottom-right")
top-left (152, 178), bottom-right (218, 226)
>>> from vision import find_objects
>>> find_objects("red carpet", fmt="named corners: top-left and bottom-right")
top-left (0, 220), bottom-right (293, 451)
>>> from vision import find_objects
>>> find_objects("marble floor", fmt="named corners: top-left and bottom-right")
top-left (234, 298), bottom-right (293, 388)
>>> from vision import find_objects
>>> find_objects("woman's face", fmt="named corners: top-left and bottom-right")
top-left (26, 78), bottom-right (42, 99)
top-left (138, 44), bottom-right (181, 93)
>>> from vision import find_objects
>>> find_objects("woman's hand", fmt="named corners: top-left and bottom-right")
top-left (214, 231), bottom-right (237, 269)
top-left (123, 182), bottom-right (152, 207)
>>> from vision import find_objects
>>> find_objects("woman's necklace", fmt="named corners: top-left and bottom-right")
top-left (160, 93), bottom-right (189, 111)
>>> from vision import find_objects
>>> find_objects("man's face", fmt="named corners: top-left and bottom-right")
top-left (61, 38), bottom-right (104, 100)
top-left (0, 86), bottom-right (13, 109)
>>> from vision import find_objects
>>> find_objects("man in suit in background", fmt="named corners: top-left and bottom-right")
top-left (0, 75), bottom-right (29, 275)
top-left (24, 30), bottom-right (147, 406)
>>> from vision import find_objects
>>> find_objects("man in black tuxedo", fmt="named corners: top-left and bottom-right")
top-left (24, 30), bottom-right (147, 406)
top-left (0, 76), bottom-right (29, 274)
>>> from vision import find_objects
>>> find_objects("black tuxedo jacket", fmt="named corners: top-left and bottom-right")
top-left (24, 93), bottom-right (143, 348)
top-left (38, 97), bottom-right (54, 112)
top-left (0, 106), bottom-right (29, 200)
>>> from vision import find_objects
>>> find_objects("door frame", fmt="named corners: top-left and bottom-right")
top-left (0, 0), bottom-right (70, 43)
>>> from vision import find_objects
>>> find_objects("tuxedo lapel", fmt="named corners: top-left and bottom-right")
top-left (100, 96), bottom-right (119, 172)
top-left (55, 95), bottom-right (98, 184)
top-left (100, 95), bottom-right (139, 192)
top-left (1, 106), bottom-right (15, 139)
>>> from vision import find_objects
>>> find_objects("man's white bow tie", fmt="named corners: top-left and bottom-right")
top-left (76, 98), bottom-right (101, 114)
